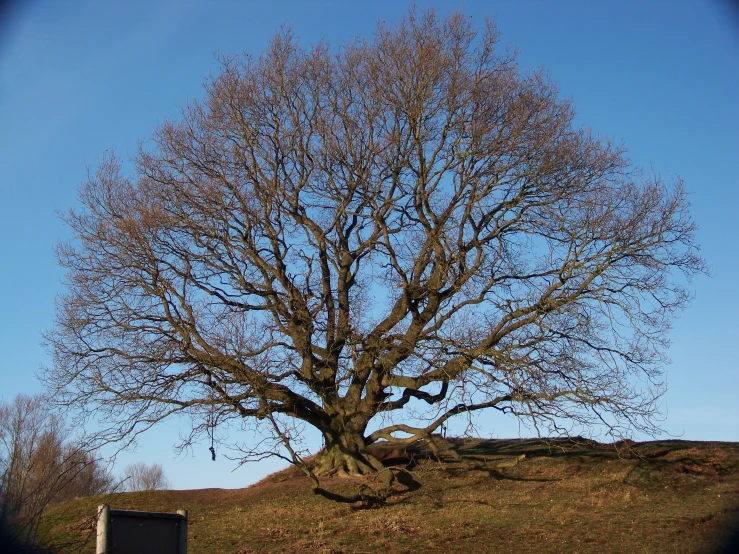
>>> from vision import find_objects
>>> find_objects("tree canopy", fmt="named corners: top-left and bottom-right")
top-left (45, 10), bottom-right (703, 482)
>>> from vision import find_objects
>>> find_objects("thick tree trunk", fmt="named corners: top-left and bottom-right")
top-left (312, 430), bottom-right (383, 477)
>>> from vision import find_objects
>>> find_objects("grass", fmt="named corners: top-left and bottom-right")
top-left (34, 438), bottom-right (739, 553)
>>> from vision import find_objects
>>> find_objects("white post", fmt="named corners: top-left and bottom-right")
top-left (95, 504), bottom-right (110, 554)
top-left (177, 509), bottom-right (188, 554)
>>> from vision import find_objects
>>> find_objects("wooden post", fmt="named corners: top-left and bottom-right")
top-left (96, 504), bottom-right (110, 554)
top-left (177, 509), bottom-right (188, 554)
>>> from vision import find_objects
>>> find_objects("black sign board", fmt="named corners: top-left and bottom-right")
top-left (96, 505), bottom-right (188, 554)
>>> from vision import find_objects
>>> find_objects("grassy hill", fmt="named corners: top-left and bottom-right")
top-left (35, 438), bottom-right (739, 553)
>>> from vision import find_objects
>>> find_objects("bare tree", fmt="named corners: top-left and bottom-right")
top-left (0, 394), bottom-right (112, 546)
top-left (122, 462), bottom-right (169, 492)
top-left (45, 9), bottom-right (704, 491)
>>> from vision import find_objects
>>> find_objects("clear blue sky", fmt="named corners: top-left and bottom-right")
top-left (1, 0), bottom-right (737, 490)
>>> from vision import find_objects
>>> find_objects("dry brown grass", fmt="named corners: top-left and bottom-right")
top-left (35, 439), bottom-right (739, 553)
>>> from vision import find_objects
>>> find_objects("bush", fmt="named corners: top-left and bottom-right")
top-left (122, 462), bottom-right (169, 491)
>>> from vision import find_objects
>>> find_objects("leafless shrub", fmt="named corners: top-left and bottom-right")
top-left (121, 462), bottom-right (169, 491)
top-left (0, 394), bottom-right (112, 547)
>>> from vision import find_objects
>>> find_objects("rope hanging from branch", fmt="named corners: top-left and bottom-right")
top-left (208, 406), bottom-right (216, 461)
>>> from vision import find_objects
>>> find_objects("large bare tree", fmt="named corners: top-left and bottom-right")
top-left (45, 11), bottom-right (703, 483)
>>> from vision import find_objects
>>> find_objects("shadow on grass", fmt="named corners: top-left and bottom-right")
top-left (305, 437), bottom-right (737, 515)
top-left (439, 462), bottom-right (559, 483)
top-left (450, 437), bottom-right (739, 476)
top-left (453, 437), bottom-right (618, 460)
top-left (713, 502), bottom-right (739, 554)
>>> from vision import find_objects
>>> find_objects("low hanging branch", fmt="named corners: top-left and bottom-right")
top-left (44, 8), bottom-right (704, 487)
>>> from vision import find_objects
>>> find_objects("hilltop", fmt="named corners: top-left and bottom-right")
top-left (36, 438), bottom-right (739, 553)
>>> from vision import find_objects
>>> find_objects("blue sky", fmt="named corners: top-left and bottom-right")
top-left (1, 0), bottom-right (737, 490)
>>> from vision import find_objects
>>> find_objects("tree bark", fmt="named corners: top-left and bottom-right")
top-left (312, 429), bottom-right (383, 477)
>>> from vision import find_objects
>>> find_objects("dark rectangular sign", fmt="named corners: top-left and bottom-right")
top-left (96, 505), bottom-right (187, 554)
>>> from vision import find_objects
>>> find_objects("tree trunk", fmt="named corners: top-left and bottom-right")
top-left (312, 429), bottom-right (383, 477)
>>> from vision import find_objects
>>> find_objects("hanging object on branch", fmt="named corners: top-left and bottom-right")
top-left (208, 404), bottom-right (216, 461)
